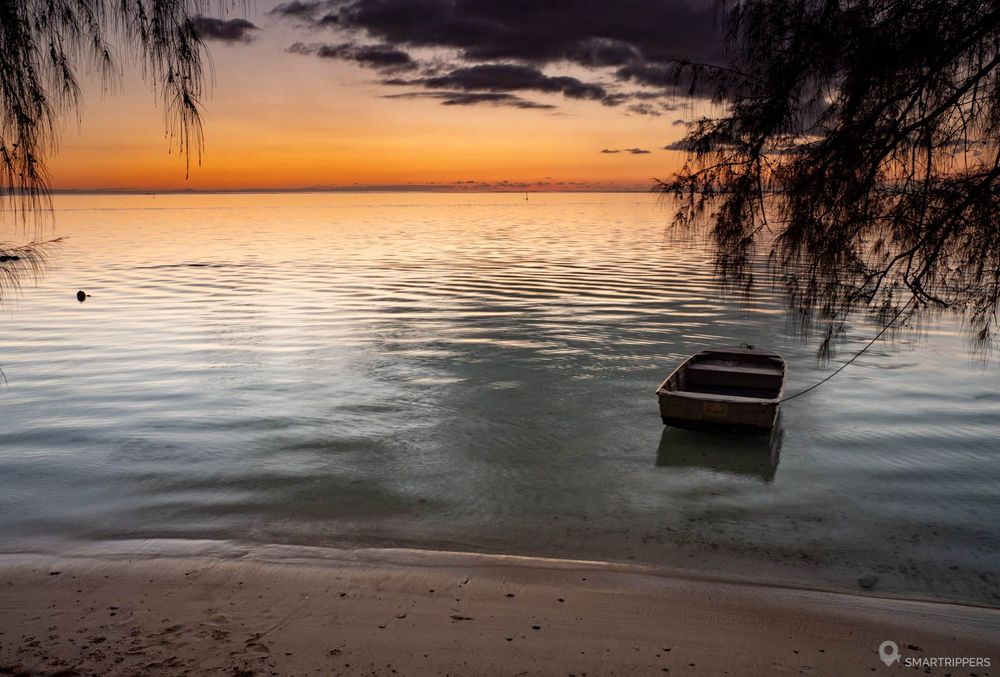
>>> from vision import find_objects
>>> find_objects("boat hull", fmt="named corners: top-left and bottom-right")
top-left (658, 392), bottom-right (779, 432)
top-left (656, 346), bottom-right (785, 432)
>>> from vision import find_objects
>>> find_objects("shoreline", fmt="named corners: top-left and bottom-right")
top-left (4, 533), bottom-right (996, 610)
top-left (3, 536), bottom-right (999, 611)
top-left (2, 539), bottom-right (998, 676)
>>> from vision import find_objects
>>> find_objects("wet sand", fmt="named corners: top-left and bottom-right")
top-left (1, 541), bottom-right (997, 676)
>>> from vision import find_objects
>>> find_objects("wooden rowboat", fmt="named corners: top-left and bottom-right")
top-left (656, 346), bottom-right (786, 432)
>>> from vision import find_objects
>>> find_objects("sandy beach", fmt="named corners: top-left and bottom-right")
top-left (0, 541), bottom-right (996, 676)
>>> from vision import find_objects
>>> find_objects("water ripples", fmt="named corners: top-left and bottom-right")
top-left (0, 192), bottom-right (997, 604)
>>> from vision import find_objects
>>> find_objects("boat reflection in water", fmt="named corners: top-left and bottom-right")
top-left (655, 416), bottom-right (784, 482)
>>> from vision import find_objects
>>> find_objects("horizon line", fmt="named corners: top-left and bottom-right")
top-left (43, 186), bottom-right (659, 196)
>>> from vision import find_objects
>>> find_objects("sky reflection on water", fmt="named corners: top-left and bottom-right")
top-left (0, 192), bottom-right (997, 605)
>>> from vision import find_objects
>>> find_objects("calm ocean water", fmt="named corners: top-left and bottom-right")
top-left (1, 193), bottom-right (997, 604)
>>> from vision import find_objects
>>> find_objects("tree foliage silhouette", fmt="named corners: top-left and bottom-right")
top-left (0, 0), bottom-right (212, 299)
top-left (662, 0), bottom-right (1000, 350)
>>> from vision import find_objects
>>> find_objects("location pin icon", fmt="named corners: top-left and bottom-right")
top-left (879, 640), bottom-right (900, 666)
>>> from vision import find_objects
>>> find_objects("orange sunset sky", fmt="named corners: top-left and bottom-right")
top-left (47, 2), bottom-right (714, 192)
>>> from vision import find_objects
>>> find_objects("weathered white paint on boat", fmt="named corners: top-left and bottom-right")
top-left (656, 346), bottom-right (786, 432)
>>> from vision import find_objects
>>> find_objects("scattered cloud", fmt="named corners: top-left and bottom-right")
top-left (269, 0), bottom-right (723, 64)
top-left (566, 38), bottom-right (643, 68)
top-left (384, 91), bottom-right (556, 109)
top-left (288, 41), bottom-right (417, 71)
top-left (191, 16), bottom-right (259, 43)
top-left (663, 138), bottom-right (789, 154)
top-left (627, 103), bottom-right (660, 116)
top-left (385, 64), bottom-right (612, 105)
top-left (616, 63), bottom-right (672, 88)
top-left (662, 139), bottom-right (697, 151)
top-left (269, 0), bottom-right (725, 111)
top-left (269, 1), bottom-right (324, 19)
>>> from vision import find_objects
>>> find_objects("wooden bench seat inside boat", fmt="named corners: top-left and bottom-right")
top-left (683, 359), bottom-right (783, 398)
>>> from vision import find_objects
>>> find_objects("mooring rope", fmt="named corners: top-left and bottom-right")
top-left (777, 295), bottom-right (917, 403)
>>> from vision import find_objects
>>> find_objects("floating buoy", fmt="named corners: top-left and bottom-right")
top-left (76, 290), bottom-right (87, 302)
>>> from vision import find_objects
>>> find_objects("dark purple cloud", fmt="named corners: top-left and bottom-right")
top-left (662, 139), bottom-right (697, 151)
top-left (288, 41), bottom-right (417, 71)
top-left (627, 103), bottom-right (660, 116)
top-left (270, 0), bottom-right (322, 18)
top-left (270, 0), bottom-right (725, 110)
top-left (388, 64), bottom-right (610, 102)
top-left (601, 147), bottom-right (652, 155)
top-left (269, 0), bottom-right (722, 63)
top-left (384, 91), bottom-right (556, 109)
top-left (191, 16), bottom-right (259, 43)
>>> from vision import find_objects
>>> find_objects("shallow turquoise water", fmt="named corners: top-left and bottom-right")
top-left (1, 192), bottom-right (997, 604)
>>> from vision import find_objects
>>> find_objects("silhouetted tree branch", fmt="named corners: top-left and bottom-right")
top-left (0, 0), bottom-right (218, 300)
top-left (660, 0), bottom-right (1000, 351)
top-left (0, 239), bottom-right (60, 294)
